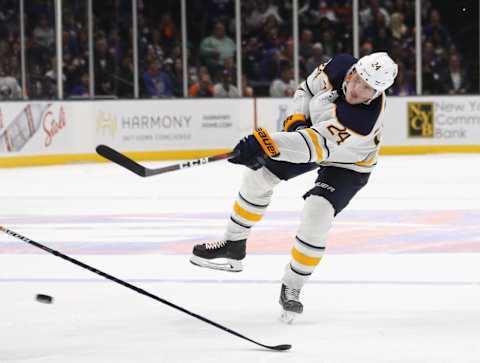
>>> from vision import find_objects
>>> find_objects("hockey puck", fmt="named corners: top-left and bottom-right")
top-left (35, 294), bottom-right (53, 304)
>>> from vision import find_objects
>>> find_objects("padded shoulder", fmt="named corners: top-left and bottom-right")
top-left (323, 54), bottom-right (358, 92)
top-left (335, 93), bottom-right (385, 136)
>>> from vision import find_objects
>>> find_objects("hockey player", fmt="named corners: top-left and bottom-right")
top-left (190, 52), bottom-right (398, 323)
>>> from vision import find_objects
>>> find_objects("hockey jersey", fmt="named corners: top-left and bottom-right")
top-left (270, 54), bottom-right (385, 173)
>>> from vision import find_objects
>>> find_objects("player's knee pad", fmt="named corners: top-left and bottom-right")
top-left (239, 166), bottom-right (281, 206)
top-left (297, 195), bottom-right (334, 245)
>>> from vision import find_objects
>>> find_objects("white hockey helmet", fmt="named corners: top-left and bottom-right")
top-left (355, 52), bottom-right (398, 95)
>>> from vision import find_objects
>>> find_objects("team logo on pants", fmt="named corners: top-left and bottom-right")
top-left (408, 102), bottom-right (434, 138)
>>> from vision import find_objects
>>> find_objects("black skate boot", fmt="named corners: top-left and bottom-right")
top-left (190, 239), bottom-right (246, 272)
top-left (279, 283), bottom-right (303, 324)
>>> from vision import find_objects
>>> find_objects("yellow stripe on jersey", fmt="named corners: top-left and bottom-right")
top-left (233, 201), bottom-right (263, 222)
top-left (291, 247), bottom-right (322, 266)
top-left (283, 114), bottom-right (306, 132)
top-left (305, 128), bottom-right (324, 161)
top-left (380, 93), bottom-right (386, 113)
top-left (355, 154), bottom-right (378, 166)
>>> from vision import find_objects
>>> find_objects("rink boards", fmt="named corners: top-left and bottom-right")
top-left (1, 96), bottom-right (480, 167)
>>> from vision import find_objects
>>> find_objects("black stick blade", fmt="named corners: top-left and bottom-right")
top-left (271, 344), bottom-right (292, 351)
top-left (96, 145), bottom-right (147, 177)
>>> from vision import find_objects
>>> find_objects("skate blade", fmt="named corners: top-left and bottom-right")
top-left (279, 308), bottom-right (299, 324)
top-left (190, 256), bottom-right (243, 272)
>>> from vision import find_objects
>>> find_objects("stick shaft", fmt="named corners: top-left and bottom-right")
top-left (96, 145), bottom-right (236, 177)
top-left (0, 226), bottom-right (290, 351)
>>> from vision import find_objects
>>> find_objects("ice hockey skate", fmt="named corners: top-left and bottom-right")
top-left (190, 239), bottom-right (246, 272)
top-left (279, 283), bottom-right (303, 324)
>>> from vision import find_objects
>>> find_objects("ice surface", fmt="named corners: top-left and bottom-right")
top-left (1, 154), bottom-right (480, 362)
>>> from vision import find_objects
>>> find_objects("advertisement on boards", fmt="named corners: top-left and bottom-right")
top-left (382, 96), bottom-right (480, 146)
top-left (93, 99), bottom-right (254, 151)
top-left (0, 102), bottom-right (78, 155)
top-left (255, 96), bottom-right (480, 148)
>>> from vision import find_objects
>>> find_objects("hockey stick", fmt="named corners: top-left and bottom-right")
top-left (0, 226), bottom-right (291, 351)
top-left (96, 145), bottom-right (237, 177)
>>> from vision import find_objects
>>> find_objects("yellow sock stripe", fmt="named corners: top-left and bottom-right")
top-left (305, 129), bottom-right (324, 161)
top-left (233, 201), bottom-right (263, 222)
top-left (291, 247), bottom-right (322, 267)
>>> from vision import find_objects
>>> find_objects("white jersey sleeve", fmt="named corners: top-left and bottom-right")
top-left (287, 64), bottom-right (333, 118)
top-left (270, 93), bottom-right (386, 173)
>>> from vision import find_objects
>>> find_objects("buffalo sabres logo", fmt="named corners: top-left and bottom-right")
top-left (371, 62), bottom-right (381, 71)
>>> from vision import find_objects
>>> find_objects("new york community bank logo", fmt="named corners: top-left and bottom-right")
top-left (408, 102), bottom-right (434, 138)
top-left (96, 111), bottom-right (117, 137)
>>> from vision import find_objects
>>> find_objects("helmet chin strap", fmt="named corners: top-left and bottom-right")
top-left (363, 90), bottom-right (381, 105)
top-left (341, 65), bottom-right (355, 97)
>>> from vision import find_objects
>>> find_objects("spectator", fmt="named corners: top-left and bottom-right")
top-left (223, 56), bottom-right (236, 80)
top-left (242, 74), bottom-right (254, 97)
top-left (392, 0), bottom-right (415, 25)
top-left (244, 0), bottom-right (283, 34)
top-left (159, 12), bottom-right (177, 49)
top-left (142, 60), bottom-right (173, 98)
top-left (63, 54), bottom-right (86, 95)
top-left (299, 29), bottom-right (314, 60)
top-left (213, 70), bottom-right (239, 98)
top-left (108, 28), bottom-right (124, 62)
top-left (360, 41), bottom-right (373, 57)
top-left (188, 66), bottom-right (199, 86)
top-left (366, 12), bottom-right (393, 51)
top-left (62, 30), bottom-right (80, 61)
top-left (0, 72), bottom-right (22, 100)
top-left (260, 48), bottom-right (281, 82)
top-left (389, 62), bottom-right (414, 96)
top-left (94, 36), bottom-right (115, 96)
top-left (45, 56), bottom-right (64, 96)
top-left (320, 29), bottom-right (338, 57)
top-left (33, 14), bottom-right (54, 49)
top-left (422, 40), bottom-right (443, 94)
top-left (305, 42), bottom-right (330, 75)
top-left (423, 9), bottom-right (451, 50)
top-left (117, 50), bottom-right (134, 98)
top-left (0, 34), bottom-right (21, 99)
top-left (390, 12), bottom-right (408, 41)
top-left (312, 1), bottom-right (339, 24)
top-left (242, 35), bottom-right (263, 81)
top-left (70, 72), bottom-right (89, 97)
top-left (189, 72), bottom-right (214, 97)
top-left (165, 58), bottom-right (183, 97)
top-left (270, 62), bottom-right (295, 97)
top-left (359, 0), bottom-right (390, 28)
top-left (440, 53), bottom-right (470, 95)
top-left (199, 21), bottom-right (235, 74)
top-left (280, 38), bottom-right (294, 64)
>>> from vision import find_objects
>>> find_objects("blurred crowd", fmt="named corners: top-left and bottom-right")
top-left (0, 0), bottom-right (477, 100)
top-left (360, 0), bottom-right (473, 95)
